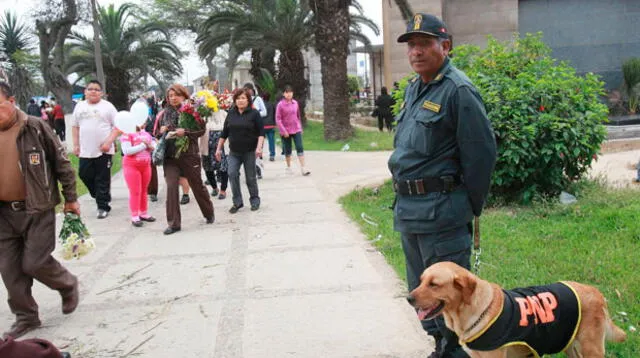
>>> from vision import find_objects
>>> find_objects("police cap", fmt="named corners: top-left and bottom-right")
top-left (397, 13), bottom-right (449, 43)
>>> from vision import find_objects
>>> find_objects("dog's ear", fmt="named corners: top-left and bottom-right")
top-left (454, 274), bottom-right (477, 305)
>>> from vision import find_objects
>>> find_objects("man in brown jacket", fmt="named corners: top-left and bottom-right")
top-left (0, 82), bottom-right (80, 339)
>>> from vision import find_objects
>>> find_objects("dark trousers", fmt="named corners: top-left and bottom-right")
top-left (264, 128), bottom-right (276, 158)
top-left (79, 154), bottom-right (112, 212)
top-left (282, 132), bottom-right (304, 156)
top-left (163, 155), bottom-right (214, 229)
top-left (205, 169), bottom-right (228, 192)
top-left (148, 162), bottom-right (158, 196)
top-left (0, 208), bottom-right (77, 323)
top-left (401, 226), bottom-right (471, 358)
top-left (54, 119), bottom-right (65, 142)
top-left (227, 151), bottom-right (260, 207)
top-left (378, 114), bottom-right (392, 132)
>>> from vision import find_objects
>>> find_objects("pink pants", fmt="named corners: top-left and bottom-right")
top-left (123, 158), bottom-right (152, 220)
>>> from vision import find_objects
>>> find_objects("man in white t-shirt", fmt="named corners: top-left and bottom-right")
top-left (71, 80), bottom-right (119, 219)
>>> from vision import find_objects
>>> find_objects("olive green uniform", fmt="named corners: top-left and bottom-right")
top-left (389, 57), bottom-right (497, 356)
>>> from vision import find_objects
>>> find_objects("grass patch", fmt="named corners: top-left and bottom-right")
top-left (300, 120), bottom-right (394, 151)
top-left (56, 153), bottom-right (123, 211)
top-left (339, 180), bottom-right (639, 356)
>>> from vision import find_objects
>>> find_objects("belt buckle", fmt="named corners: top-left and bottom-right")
top-left (441, 176), bottom-right (454, 193)
top-left (415, 179), bottom-right (425, 194)
top-left (10, 201), bottom-right (23, 211)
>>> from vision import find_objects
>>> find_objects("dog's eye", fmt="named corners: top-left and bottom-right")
top-left (428, 282), bottom-right (438, 288)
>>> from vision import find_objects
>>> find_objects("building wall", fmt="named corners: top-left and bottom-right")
top-left (444, 0), bottom-right (518, 47)
top-left (382, 0), bottom-right (518, 89)
top-left (519, 0), bottom-right (640, 89)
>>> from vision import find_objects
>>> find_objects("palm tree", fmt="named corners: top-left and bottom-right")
top-left (66, 3), bottom-right (183, 110)
top-left (310, 0), bottom-right (379, 140)
top-left (0, 11), bottom-right (36, 108)
top-left (197, 0), bottom-right (313, 120)
top-left (393, 0), bottom-right (413, 21)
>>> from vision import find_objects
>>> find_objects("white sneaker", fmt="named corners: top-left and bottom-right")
top-left (301, 167), bottom-right (311, 176)
top-left (285, 167), bottom-right (293, 175)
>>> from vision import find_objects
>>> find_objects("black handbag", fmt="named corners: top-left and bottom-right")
top-left (152, 133), bottom-right (167, 165)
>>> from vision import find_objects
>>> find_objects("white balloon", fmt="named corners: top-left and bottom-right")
top-left (114, 111), bottom-right (138, 134)
top-left (130, 99), bottom-right (150, 126)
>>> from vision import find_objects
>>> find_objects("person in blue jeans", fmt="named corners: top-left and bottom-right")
top-left (262, 93), bottom-right (277, 161)
top-left (276, 85), bottom-right (311, 176)
top-left (216, 88), bottom-right (265, 213)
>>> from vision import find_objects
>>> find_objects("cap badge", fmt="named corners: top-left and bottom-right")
top-left (413, 14), bottom-right (423, 31)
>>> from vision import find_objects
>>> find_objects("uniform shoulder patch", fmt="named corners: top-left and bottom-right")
top-left (422, 101), bottom-right (441, 113)
top-left (29, 152), bottom-right (41, 165)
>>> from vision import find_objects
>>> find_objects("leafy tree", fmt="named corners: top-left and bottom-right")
top-left (0, 11), bottom-right (37, 108)
top-left (347, 74), bottom-right (360, 95)
top-left (35, 0), bottom-right (79, 113)
top-left (393, 34), bottom-right (608, 202)
top-left (66, 3), bottom-right (183, 110)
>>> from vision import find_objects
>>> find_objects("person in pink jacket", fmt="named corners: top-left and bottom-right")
top-left (275, 85), bottom-right (310, 176)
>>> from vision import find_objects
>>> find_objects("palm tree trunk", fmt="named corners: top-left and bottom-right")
top-left (276, 48), bottom-right (309, 126)
top-left (106, 68), bottom-right (131, 110)
top-left (90, 0), bottom-right (106, 89)
top-left (312, 0), bottom-right (353, 140)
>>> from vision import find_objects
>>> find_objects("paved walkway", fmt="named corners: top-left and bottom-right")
top-left (1, 150), bottom-right (433, 357)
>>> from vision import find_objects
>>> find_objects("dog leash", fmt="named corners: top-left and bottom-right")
top-left (473, 216), bottom-right (481, 274)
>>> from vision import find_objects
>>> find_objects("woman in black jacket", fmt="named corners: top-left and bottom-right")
top-left (215, 88), bottom-right (265, 213)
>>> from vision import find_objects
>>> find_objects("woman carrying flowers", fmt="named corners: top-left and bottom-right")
top-left (156, 84), bottom-right (214, 235)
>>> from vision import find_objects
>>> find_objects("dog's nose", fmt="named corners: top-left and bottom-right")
top-left (406, 295), bottom-right (415, 305)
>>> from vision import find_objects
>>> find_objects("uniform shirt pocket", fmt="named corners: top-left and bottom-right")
top-left (411, 111), bottom-right (445, 156)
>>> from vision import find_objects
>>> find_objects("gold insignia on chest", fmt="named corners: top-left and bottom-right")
top-left (434, 74), bottom-right (443, 81)
top-left (422, 101), bottom-right (441, 113)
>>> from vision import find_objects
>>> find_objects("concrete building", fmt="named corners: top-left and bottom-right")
top-left (381, 0), bottom-right (640, 90)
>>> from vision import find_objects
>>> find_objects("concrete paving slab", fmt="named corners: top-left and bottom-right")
top-left (243, 293), bottom-right (429, 358)
top-left (247, 222), bottom-right (356, 250)
top-left (82, 257), bottom-right (227, 305)
top-left (121, 227), bottom-right (233, 259)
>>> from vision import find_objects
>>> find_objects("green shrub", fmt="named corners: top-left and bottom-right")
top-left (347, 75), bottom-right (361, 95)
top-left (392, 33), bottom-right (609, 202)
top-left (622, 57), bottom-right (640, 114)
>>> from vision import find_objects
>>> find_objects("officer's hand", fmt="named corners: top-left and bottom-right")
top-left (64, 201), bottom-right (80, 215)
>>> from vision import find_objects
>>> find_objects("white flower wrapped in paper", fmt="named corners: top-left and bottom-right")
top-left (59, 213), bottom-right (96, 260)
top-left (61, 233), bottom-right (96, 260)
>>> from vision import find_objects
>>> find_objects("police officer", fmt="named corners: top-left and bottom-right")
top-left (389, 14), bottom-right (497, 358)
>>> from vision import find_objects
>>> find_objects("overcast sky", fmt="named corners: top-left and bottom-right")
top-left (0, 0), bottom-right (383, 85)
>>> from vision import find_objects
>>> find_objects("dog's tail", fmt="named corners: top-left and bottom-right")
top-left (604, 307), bottom-right (627, 343)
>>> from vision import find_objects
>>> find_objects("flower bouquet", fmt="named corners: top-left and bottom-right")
top-left (58, 213), bottom-right (96, 260)
top-left (174, 102), bottom-right (206, 158)
top-left (216, 89), bottom-right (233, 111)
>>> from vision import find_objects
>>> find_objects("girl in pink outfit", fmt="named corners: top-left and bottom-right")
top-left (121, 128), bottom-right (156, 227)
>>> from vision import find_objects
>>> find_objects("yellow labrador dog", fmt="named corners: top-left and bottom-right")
top-left (407, 262), bottom-right (626, 357)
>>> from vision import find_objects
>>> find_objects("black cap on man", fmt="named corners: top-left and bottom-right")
top-left (397, 13), bottom-right (449, 43)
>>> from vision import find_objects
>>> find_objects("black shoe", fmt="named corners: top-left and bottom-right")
top-left (251, 204), bottom-right (260, 211)
top-left (269, 156), bottom-right (275, 162)
top-left (149, 194), bottom-right (158, 202)
top-left (163, 227), bottom-right (181, 235)
top-left (180, 194), bottom-right (190, 205)
top-left (229, 204), bottom-right (243, 214)
top-left (257, 174), bottom-right (263, 179)
top-left (206, 216), bottom-right (215, 224)
top-left (97, 210), bottom-right (108, 219)
top-left (205, 179), bottom-right (210, 185)
top-left (140, 216), bottom-right (156, 222)
top-left (132, 220), bottom-right (143, 227)
top-left (218, 193), bottom-right (226, 200)
top-left (61, 353), bottom-right (71, 358)
top-left (211, 188), bottom-right (219, 197)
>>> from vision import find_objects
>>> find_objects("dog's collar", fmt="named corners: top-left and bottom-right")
top-left (463, 304), bottom-right (491, 335)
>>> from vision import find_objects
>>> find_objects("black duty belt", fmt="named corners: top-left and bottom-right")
top-left (393, 175), bottom-right (462, 196)
top-left (0, 201), bottom-right (26, 212)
